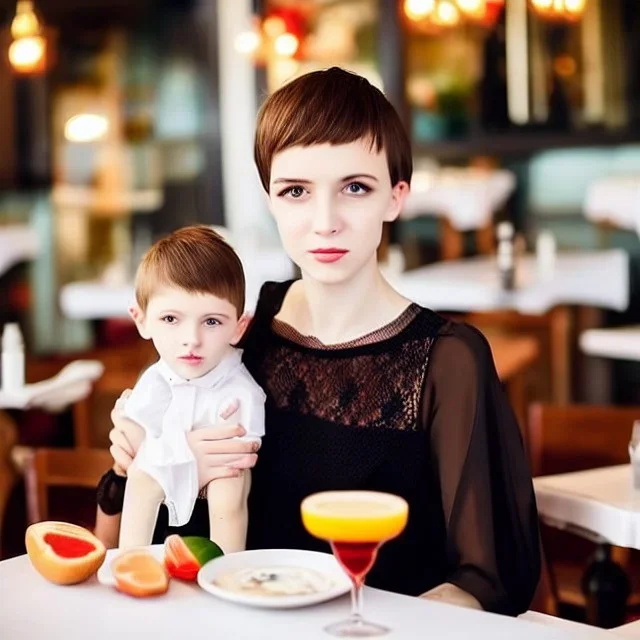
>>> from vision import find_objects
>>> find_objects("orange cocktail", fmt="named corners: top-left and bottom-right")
top-left (301, 491), bottom-right (408, 637)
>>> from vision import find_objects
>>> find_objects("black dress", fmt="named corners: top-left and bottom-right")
top-left (97, 280), bottom-right (541, 616)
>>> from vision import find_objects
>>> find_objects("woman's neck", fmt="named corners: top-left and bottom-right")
top-left (287, 257), bottom-right (411, 345)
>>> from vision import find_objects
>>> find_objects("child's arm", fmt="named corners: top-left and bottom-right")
top-left (206, 472), bottom-right (251, 553)
top-left (204, 385), bottom-right (263, 552)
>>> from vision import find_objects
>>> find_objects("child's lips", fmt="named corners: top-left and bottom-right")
top-left (179, 355), bottom-right (203, 364)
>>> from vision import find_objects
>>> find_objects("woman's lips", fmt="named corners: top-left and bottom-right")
top-left (309, 248), bottom-right (349, 264)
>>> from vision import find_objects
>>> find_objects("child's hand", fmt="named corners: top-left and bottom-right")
top-left (108, 389), bottom-right (145, 473)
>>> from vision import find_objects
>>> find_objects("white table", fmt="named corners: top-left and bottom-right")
top-left (534, 465), bottom-right (640, 549)
top-left (59, 247), bottom-right (295, 320)
top-left (388, 250), bottom-right (629, 316)
top-left (402, 168), bottom-right (516, 231)
top-left (580, 327), bottom-right (640, 362)
top-left (388, 250), bottom-right (629, 404)
top-left (0, 224), bottom-right (40, 278)
top-left (584, 177), bottom-right (640, 233)
top-left (0, 553), bottom-right (616, 640)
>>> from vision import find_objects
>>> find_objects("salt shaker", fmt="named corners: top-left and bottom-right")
top-left (1, 322), bottom-right (25, 391)
top-left (496, 221), bottom-right (516, 291)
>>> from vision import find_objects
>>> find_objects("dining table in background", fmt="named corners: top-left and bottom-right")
top-left (535, 465), bottom-right (640, 629)
top-left (0, 224), bottom-right (40, 279)
top-left (583, 176), bottom-right (640, 235)
top-left (401, 167), bottom-right (516, 261)
top-left (387, 249), bottom-right (629, 404)
top-left (580, 326), bottom-right (640, 362)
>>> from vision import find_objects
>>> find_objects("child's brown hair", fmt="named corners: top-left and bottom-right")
top-left (254, 66), bottom-right (412, 192)
top-left (135, 225), bottom-right (245, 317)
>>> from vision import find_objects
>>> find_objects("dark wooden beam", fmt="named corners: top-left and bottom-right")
top-left (377, 0), bottom-right (408, 130)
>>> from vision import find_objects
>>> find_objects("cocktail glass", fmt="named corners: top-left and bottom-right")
top-left (301, 490), bottom-right (408, 637)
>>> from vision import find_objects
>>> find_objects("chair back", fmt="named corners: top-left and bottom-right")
top-left (24, 447), bottom-right (113, 524)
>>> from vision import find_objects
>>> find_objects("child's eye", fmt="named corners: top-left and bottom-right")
top-left (344, 182), bottom-right (370, 195)
top-left (161, 315), bottom-right (177, 324)
top-left (278, 185), bottom-right (307, 199)
top-left (205, 318), bottom-right (221, 327)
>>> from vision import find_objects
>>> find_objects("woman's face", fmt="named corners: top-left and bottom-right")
top-left (267, 140), bottom-right (409, 286)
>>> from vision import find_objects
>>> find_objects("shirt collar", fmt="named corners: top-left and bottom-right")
top-left (156, 349), bottom-right (243, 389)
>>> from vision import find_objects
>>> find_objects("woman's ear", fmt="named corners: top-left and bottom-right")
top-left (231, 313), bottom-right (252, 345)
top-left (128, 304), bottom-right (151, 340)
top-left (384, 180), bottom-right (410, 223)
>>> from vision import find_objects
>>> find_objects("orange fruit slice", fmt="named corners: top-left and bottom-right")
top-left (25, 521), bottom-right (106, 585)
top-left (111, 550), bottom-right (169, 597)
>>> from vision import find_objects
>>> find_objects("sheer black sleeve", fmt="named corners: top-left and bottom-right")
top-left (422, 321), bottom-right (541, 615)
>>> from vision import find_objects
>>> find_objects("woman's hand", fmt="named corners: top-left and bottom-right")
top-left (186, 400), bottom-right (260, 488)
top-left (420, 584), bottom-right (483, 610)
top-left (108, 390), bottom-right (144, 474)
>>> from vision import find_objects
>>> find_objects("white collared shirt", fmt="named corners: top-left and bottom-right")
top-left (124, 349), bottom-right (265, 526)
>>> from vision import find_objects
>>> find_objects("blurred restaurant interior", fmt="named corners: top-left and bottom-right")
top-left (2, 0), bottom-right (640, 630)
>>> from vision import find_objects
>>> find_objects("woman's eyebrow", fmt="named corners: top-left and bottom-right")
top-left (341, 174), bottom-right (379, 182)
top-left (272, 177), bottom-right (312, 184)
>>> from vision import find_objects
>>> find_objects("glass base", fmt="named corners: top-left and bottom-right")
top-left (324, 616), bottom-right (389, 637)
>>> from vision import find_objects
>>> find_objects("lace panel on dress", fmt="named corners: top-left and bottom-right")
top-left (262, 310), bottom-right (441, 432)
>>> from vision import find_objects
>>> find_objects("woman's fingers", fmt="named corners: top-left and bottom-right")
top-left (109, 427), bottom-right (135, 458)
top-left (109, 443), bottom-right (133, 471)
top-left (199, 438), bottom-right (259, 456)
top-left (193, 423), bottom-right (246, 441)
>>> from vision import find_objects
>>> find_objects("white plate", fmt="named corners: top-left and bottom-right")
top-left (97, 544), bottom-right (165, 587)
top-left (197, 549), bottom-right (351, 609)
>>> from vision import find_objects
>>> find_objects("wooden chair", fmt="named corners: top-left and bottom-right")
top-left (527, 403), bottom-right (640, 616)
top-left (25, 340), bottom-right (155, 449)
top-left (0, 410), bottom-right (18, 550)
top-left (23, 447), bottom-right (113, 524)
top-left (486, 332), bottom-right (540, 439)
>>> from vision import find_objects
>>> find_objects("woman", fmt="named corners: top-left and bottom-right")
top-left (97, 67), bottom-right (540, 616)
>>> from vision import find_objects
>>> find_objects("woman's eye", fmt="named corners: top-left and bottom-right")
top-left (344, 182), bottom-right (370, 195)
top-left (205, 318), bottom-right (221, 327)
top-left (279, 185), bottom-right (307, 199)
top-left (161, 315), bottom-right (176, 324)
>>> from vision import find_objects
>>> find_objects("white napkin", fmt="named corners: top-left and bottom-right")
top-left (0, 360), bottom-right (105, 412)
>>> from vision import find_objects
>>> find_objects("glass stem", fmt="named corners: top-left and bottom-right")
top-left (350, 579), bottom-right (364, 622)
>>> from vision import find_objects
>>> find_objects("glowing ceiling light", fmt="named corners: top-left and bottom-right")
top-left (64, 114), bottom-right (109, 143)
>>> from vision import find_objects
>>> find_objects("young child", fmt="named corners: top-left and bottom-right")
top-left (117, 225), bottom-right (265, 553)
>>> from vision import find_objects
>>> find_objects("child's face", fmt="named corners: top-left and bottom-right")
top-left (267, 140), bottom-right (408, 286)
top-left (131, 286), bottom-right (244, 380)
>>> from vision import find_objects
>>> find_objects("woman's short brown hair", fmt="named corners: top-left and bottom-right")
top-left (135, 225), bottom-right (245, 316)
top-left (254, 67), bottom-right (412, 192)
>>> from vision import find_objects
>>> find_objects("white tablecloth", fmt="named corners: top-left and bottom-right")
top-left (584, 177), bottom-right (640, 232)
top-left (534, 465), bottom-right (640, 549)
top-left (0, 553), bottom-right (615, 640)
top-left (0, 224), bottom-right (40, 278)
top-left (387, 250), bottom-right (629, 315)
top-left (612, 619), bottom-right (640, 637)
top-left (60, 247), bottom-right (295, 320)
top-left (580, 326), bottom-right (640, 362)
top-left (402, 168), bottom-right (516, 231)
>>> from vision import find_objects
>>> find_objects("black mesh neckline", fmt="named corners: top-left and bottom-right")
top-left (271, 303), bottom-right (422, 352)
